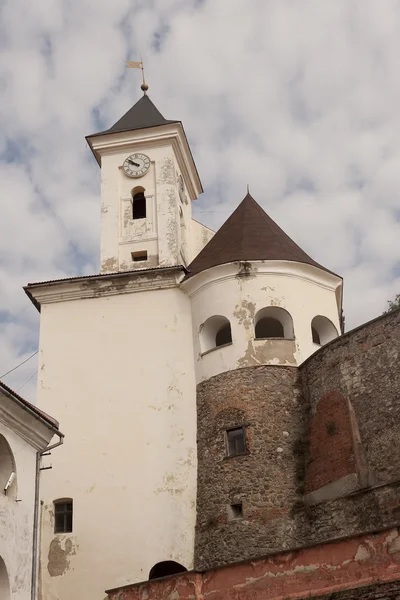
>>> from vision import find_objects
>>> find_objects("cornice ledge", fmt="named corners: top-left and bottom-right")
top-left (182, 260), bottom-right (341, 298)
top-left (27, 269), bottom-right (183, 307)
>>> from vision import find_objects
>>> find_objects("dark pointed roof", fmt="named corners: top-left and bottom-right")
top-left (187, 194), bottom-right (338, 278)
top-left (89, 95), bottom-right (179, 138)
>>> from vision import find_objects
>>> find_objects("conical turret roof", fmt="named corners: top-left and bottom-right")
top-left (187, 193), bottom-right (335, 277)
top-left (89, 94), bottom-right (179, 138)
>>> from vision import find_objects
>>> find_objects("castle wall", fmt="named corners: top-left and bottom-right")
top-left (194, 310), bottom-right (400, 571)
top-left (35, 276), bottom-right (198, 600)
top-left (182, 261), bottom-right (342, 383)
top-left (107, 527), bottom-right (400, 600)
top-left (194, 365), bottom-right (305, 570)
top-left (301, 308), bottom-right (400, 491)
top-left (290, 309), bottom-right (400, 548)
top-left (0, 424), bottom-right (36, 600)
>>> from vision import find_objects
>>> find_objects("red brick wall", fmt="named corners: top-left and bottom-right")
top-left (107, 527), bottom-right (400, 600)
top-left (306, 391), bottom-right (357, 493)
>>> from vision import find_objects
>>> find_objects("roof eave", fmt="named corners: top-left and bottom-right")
top-left (86, 121), bottom-right (180, 166)
top-left (24, 265), bottom-right (189, 311)
top-left (0, 380), bottom-right (60, 432)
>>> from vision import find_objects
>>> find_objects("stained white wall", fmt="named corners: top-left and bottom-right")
top-left (0, 425), bottom-right (36, 600)
top-left (182, 260), bottom-right (342, 383)
top-left (36, 281), bottom-right (197, 600)
top-left (189, 219), bottom-right (214, 263)
top-left (89, 124), bottom-right (203, 274)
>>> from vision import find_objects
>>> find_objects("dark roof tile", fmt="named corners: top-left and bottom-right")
top-left (88, 95), bottom-right (178, 138)
top-left (187, 193), bottom-right (338, 278)
top-left (0, 380), bottom-right (59, 429)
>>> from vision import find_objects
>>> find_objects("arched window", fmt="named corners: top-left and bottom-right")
top-left (0, 434), bottom-right (17, 500)
top-left (0, 557), bottom-right (10, 600)
top-left (254, 307), bottom-right (294, 340)
top-left (149, 561), bottom-right (187, 580)
top-left (200, 316), bottom-right (232, 353)
top-left (131, 186), bottom-right (146, 220)
top-left (311, 316), bottom-right (338, 346)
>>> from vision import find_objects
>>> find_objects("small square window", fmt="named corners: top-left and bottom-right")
top-left (228, 503), bottom-right (243, 520)
top-left (226, 427), bottom-right (246, 457)
top-left (54, 500), bottom-right (73, 533)
top-left (131, 251), bottom-right (147, 262)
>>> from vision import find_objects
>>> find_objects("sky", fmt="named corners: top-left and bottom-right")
top-left (0, 0), bottom-right (399, 402)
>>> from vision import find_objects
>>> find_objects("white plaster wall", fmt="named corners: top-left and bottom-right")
top-left (182, 261), bottom-right (342, 384)
top-left (36, 284), bottom-right (198, 600)
top-left (189, 219), bottom-right (214, 263)
top-left (0, 424), bottom-right (37, 600)
top-left (93, 125), bottom-right (202, 275)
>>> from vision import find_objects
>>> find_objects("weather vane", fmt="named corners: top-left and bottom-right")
top-left (124, 58), bottom-right (149, 94)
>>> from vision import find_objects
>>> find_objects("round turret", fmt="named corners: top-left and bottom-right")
top-left (181, 194), bottom-right (343, 570)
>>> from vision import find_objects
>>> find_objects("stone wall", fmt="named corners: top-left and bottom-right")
top-left (107, 527), bottom-right (400, 600)
top-left (301, 309), bottom-right (400, 492)
top-left (194, 365), bottom-right (305, 570)
top-left (194, 310), bottom-right (400, 570)
top-left (294, 309), bottom-right (400, 545)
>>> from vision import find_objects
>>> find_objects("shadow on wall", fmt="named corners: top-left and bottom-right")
top-left (254, 306), bottom-right (294, 339)
top-left (311, 315), bottom-right (338, 346)
top-left (0, 557), bottom-right (10, 600)
top-left (0, 434), bottom-right (17, 500)
top-left (200, 316), bottom-right (232, 353)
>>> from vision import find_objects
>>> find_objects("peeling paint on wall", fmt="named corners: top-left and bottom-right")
top-left (101, 257), bottom-right (119, 273)
top-left (47, 538), bottom-right (77, 577)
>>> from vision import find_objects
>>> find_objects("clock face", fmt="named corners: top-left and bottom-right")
top-left (123, 153), bottom-right (150, 178)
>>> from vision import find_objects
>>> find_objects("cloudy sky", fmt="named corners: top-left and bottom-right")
top-left (0, 0), bottom-right (399, 401)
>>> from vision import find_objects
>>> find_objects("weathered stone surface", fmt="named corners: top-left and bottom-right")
top-left (301, 308), bottom-right (400, 484)
top-left (194, 365), bottom-right (306, 569)
top-left (195, 309), bottom-right (400, 570)
top-left (107, 528), bottom-right (400, 600)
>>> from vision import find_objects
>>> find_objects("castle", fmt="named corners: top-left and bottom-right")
top-left (1, 88), bottom-right (399, 600)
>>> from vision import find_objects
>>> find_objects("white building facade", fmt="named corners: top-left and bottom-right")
top-left (0, 381), bottom-right (61, 600)
top-left (25, 91), bottom-right (342, 600)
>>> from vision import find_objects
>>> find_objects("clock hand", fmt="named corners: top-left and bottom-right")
top-left (127, 159), bottom-right (140, 167)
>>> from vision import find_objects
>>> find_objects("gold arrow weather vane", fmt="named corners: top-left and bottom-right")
top-left (125, 59), bottom-right (149, 94)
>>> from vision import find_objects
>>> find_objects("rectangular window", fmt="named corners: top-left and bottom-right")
top-left (131, 250), bottom-right (148, 262)
top-left (228, 503), bottom-right (243, 520)
top-left (54, 500), bottom-right (73, 533)
top-left (226, 427), bottom-right (246, 457)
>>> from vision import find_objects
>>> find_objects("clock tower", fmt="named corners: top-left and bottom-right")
top-left (86, 94), bottom-right (203, 272)
top-left (28, 91), bottom-right (213, 600)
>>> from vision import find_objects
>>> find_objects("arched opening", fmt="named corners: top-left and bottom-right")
top-left (311, 316), bottom-right (338, 346)
top-left (149, 561), bottom-right (187, 580)
top-left (254, 307), bottom-right (294, 339)
top-left (255, 317), bottom-right (284, 338)
top-left (131, 186), bottom-right (146, 220)
top-left (0, 434), bottom-right (17, 500)
top-left (200, 316), bottom-right (232, 353)
top-left (0, 557), bottom-right (10, 600)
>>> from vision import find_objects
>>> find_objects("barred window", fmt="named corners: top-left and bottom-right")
top-left (226, 427), bottom-right (246, 457)
top-left (54, 499), bottom-right (73, 533)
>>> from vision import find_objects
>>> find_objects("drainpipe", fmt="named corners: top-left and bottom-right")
top-left (31, 431), bottom-right (65, 600)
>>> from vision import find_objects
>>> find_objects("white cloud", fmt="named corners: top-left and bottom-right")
top-left (0, 0), bottom-right (399, 401)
